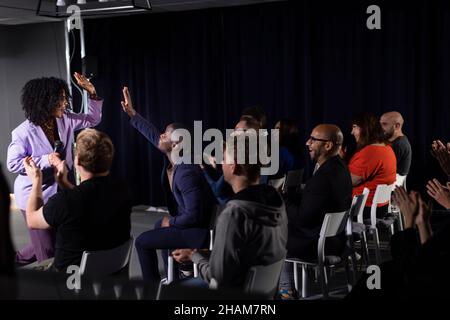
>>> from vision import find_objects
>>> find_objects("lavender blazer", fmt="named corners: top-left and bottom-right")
top-left (6, 99), bottom-right (103, 210)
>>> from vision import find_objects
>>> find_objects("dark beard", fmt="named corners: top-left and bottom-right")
top-left (384, 131), bottom-right (394, 140)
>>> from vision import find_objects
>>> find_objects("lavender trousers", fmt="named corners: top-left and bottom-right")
top-left (15, 210), bottom-right (55, 264)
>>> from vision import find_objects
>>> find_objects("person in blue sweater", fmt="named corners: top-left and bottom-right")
top-left (121, 87), bottom-right (216, 282)
top-left (273, 119), bottom-right (304, 178)
top-left (201, 115), bottom-right (262, 205)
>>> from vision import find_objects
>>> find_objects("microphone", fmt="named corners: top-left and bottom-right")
top-left (54, 140), bottom-right (63, 154)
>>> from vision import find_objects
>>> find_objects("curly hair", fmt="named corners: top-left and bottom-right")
top-left (21, 77), bottom-right (70, 126)
top-left (352, 112), bottom-right (388, 151)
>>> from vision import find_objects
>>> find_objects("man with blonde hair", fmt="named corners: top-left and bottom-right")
top-left (23, 129), bottom-right (131, 271)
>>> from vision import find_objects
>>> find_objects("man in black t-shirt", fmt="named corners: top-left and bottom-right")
top-left (23, 129), bottom-right (131, 272)
top-left (380, 111), bottom-right (412, 176)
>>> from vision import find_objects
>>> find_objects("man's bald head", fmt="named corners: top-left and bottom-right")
top-left (307, 124), bottom-right (343, 164)
top-left (381, 111), bottom-right (404, 126)
top-left (380, 111), bottom-right (405, 140)
top-left (314, 124), bottom-right (343, 146)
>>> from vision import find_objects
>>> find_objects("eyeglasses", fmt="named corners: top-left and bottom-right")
top-left (309, 136), bottom-right (332, 143)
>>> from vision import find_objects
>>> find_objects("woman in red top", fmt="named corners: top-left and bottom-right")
top-left (348, 112), bottom-right (397, 218)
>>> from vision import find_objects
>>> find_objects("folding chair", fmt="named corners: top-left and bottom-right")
top-left (285, 211), bottom-right (351, 299)
top-left (79, 237), bottom-right (134, 298)
top-left (358, 184), bottom-right (395, 265)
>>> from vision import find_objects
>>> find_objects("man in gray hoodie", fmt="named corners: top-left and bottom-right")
top-left (172, 131), bottom-right (288, 290)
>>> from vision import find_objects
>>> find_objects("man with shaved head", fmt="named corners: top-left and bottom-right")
top-left (279, 124), bottom-right (352, 299)
top-left (380, 111), bottom-right (412, 176)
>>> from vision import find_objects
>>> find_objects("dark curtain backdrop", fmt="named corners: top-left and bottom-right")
top-left (84, 0), bottom-right (450, 206)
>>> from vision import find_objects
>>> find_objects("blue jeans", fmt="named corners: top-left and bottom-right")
top-left (279, 261), bottom-right (294, 291)
top-left (135, 218), bottom-right (209, 282)
top-left (176, 277), bottom-right (209, 288)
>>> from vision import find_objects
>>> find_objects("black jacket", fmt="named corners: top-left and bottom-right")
top-left (286, 155), bottom-right (352, 259)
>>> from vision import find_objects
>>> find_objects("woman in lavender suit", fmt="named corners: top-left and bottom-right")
top-left (6, 73), bottom-right (103, 265)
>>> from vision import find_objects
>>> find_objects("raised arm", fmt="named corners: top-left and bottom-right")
top-left (69, 72), bottom-right (103, 130)
top-left (121, 86), bottom-right (161, 148)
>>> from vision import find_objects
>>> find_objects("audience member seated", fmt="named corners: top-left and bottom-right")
top-left (120, 87), bottom-right (216, 283)
top-left (279, 124), bottom-right (352, 299)
top-left (171, 130), bottom-right (288, 292)
top-left (202, 115), bottom-right (262, 205)
top-left (271, 119), bottom-right (304, 179)
top-left (348, 112), bottom-right (396, 219)
top-left (348, 186), bottom-right (450, 299)
top-left (380, 111), bottom-right (412, 176)
top-left (0, 165), bottom-right (16, 299)
top-left (241, 105), bottom-right (267, 129)
top-left (23, 129), bottom-right (132, 272)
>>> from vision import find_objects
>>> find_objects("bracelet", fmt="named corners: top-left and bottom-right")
top-left (89, 92), bottom-right (102, 100)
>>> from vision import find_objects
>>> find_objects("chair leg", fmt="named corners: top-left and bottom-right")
top-left (398, 212), bottom-right (404, 231)
top-left (319, 266), bottom-right (328, 298)
top-left (93, 282), bottom-right (102, 298)
top-left (361, 231), bottom-right (370, 265)
top-left (348, 234), bottom-right (358, 276)
top-left (293, 262), bottom-right (299, 293)
top-left (349, 254), bottom-right (357, 284)
top-left (193, 263), bottom-right (199, 278)
top-left (167, 256), bottom-right (174, 284)
top-left (301, 264), bottom-right (308, 298)
top-left (373, 229), bottom-right (381, 265)
top-left (344, 258), bottom-right (353, 292)
top-left (113, 284), bottom-right (123, 299)
top-left (136, 284), bottom-right (145, 300)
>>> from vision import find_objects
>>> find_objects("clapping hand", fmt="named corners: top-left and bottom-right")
top-left (23, 157), bottom-right (42, 183)
top-left (392, 186), bottom-right (419, 229)
top-left (54, 160), bottom-right (69, 187)
top-left (415, 194), bottom-right (432, 227)
top-left (431, 140), bottom-right (450, 176)
top-left (426, 179), bottom-right (450, 210)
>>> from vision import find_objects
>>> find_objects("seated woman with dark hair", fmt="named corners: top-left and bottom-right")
top-left (348, 112), bottom-right (396, 218)
top-left (273, 119), bottom-right (304, 178)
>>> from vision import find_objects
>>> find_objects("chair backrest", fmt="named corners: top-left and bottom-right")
top-left (348, 188), bottom-right (369, 232)
top-left (370, 184), bottom-right (395, 227)
top-left (268, 176), bottom-right (286, 190)
top-left (79, 237), bottom-right (134, 277)
top-left (282, 169), bottom-right (304, 193)
top-left (243, 258), bottom-right (285, 299)
top-left (318, 211), bottom-right (348, 266)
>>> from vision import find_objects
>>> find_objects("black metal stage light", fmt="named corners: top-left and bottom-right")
top-left (37, 0), bottom-right (152, 18)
